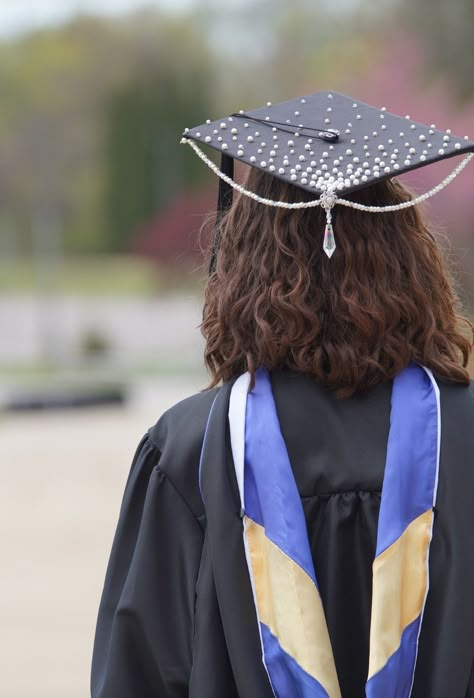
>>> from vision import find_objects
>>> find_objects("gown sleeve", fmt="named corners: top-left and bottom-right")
top-left (467, 657), bottom-right (474, 698)
top-left (91, 434), bottom-right (205, 698)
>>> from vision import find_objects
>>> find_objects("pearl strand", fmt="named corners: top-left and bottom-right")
top-left (339, 152), bottom-right (474, 212)
top-left (182, 138), bottom-right (322, 209)
top-left (182, 138), bottom-right (474, 213)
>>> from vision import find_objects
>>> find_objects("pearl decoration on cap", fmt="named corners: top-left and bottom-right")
top-left (182, 88), bottom-right (474, 257)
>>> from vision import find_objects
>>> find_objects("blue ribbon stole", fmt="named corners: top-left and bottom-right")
top-left (228, 364), bottom-right (440, 698)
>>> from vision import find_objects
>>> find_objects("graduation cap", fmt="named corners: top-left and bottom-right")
top-left (181, 90), bottom-right (474, 264)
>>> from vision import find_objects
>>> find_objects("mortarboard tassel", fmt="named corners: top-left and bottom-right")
top-left (209, 153), bottom-right (234, 274)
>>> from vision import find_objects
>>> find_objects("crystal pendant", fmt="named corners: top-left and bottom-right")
top-left (323, 221), bottom-right (336, 258)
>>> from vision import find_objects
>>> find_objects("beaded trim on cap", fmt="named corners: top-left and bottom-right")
top-left (182, 91), bottom-right (474, 258)
top-left (181, 137), bottom-right (473, 258)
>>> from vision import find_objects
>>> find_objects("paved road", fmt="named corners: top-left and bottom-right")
top-left (0, 375), bottom-right (205, 698)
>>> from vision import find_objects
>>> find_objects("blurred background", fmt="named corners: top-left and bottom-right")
top-left (0, 1), bottom-right (473, 696)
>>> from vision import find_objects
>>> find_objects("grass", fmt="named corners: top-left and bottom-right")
top-left (0, 360), bottom-right (205, 382)
top-left (0, 255), bottom-right (204, 295)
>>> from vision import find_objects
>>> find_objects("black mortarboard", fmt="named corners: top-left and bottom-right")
top-left (181, 90), bottom-right (474, 263)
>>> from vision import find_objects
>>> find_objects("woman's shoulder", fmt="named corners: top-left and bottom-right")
top-left (436, 374), bottom-right (474, 413)
top-left (433, 376), bottom-right (474, 475)
top-left (140, 372), bottom-right (473, 498)
top-left (145, 385), bottom-right (221, 518)
top-left (147, 386), bottom-right (220, 452)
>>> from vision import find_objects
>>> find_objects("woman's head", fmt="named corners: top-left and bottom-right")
top-left (201, 167), bottom-right (473, 397)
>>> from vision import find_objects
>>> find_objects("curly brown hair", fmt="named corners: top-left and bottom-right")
top-left (201, 166), bottom-right (473, 398)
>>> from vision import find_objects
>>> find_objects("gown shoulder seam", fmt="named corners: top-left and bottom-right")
top-left (155, 463), bottom-right (205, 530)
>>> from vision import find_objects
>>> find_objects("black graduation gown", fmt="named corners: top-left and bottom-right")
top-left (91, 369), bottom-right (474, 698)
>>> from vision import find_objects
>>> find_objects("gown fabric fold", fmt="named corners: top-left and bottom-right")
top-left (91, 370), bottom-right (474, 698)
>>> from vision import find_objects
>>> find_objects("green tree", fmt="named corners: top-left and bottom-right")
top-left (0, 12), bottom-right (216, 254)
top-left (102, 64), bottom-right (213, 251)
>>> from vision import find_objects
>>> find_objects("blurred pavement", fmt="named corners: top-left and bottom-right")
top-left (0, 375), bottom-right (206, 698)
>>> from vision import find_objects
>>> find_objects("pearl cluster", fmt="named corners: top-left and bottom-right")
top-left (183, 90), bottom-right (474, 222)
top-left (338, 151), bottom-right (474, 212)
top-left (184, 91), bottom-right (473, 260)
top-left (182, 137), bottom-right (474, 213)
top-left (184, 92), bottom-right (471, 200)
